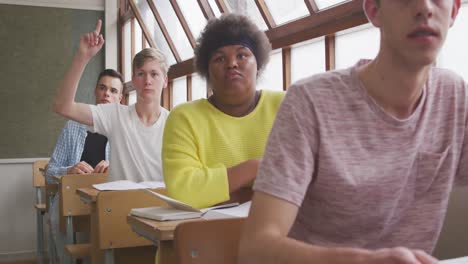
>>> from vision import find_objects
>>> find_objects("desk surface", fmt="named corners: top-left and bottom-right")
top-left (441, 257), bottom-right (468, 264)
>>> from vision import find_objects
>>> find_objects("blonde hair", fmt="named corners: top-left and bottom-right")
top-left (132, 48), bottom-right (169, 76)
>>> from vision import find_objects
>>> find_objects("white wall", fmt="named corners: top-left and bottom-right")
top-left (0, 160), bottom-right (45, 261)
top-left (0, 0), bottom-right (118, 261)
top-left (0, 0), bottom-right (104, 10)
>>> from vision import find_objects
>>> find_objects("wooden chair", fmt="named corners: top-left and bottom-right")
top-left (174, 218), bottom-right (246, 264)
top-left (32, 160), bottom-right (48, 264)
top-left (44, 169), bottom-right (59, 264)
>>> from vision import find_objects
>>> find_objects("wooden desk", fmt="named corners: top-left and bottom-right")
top-left (127, 215), bottom-right (246, 264)
top-left (77, 187), bottom-right (167, 264)
top-left (126, 190), bottom-right (252, 264)
top-left (127, 215), bottom-right (191, 264)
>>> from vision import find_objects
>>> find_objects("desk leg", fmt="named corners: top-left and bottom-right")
top-left (90, 203), bottom-right (104, 264)
top-left (104, 249), bottom-right (114, 264)
top-left (36, 210), bottom-right (45, 264)
top-left (159, 241), bottom-right (176, 264)
top-left (63, 216), bottom-right (74, 264)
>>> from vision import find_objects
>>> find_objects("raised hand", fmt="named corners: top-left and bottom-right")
top-left (78, 19), bottom-right (105, 61)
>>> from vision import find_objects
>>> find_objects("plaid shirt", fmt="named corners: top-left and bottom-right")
top-left (45, 120), bottom-right (109, 183)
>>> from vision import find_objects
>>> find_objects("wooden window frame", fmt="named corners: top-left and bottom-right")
top-left (121, 0), bottom-right (368, 99)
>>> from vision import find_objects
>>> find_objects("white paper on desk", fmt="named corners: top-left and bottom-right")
top-left (440, 257), bottom-right (468, 264)
top-left (143, 189), bottom-right (239, 213)
top-left (93, 180), bottom-right (165, 191)
top-left (202, 201), bottom-right (251, 220)
top-left (143, 189), bottom-right (202, 212)
top-left (139, 181), bottom-right (166, 189)
top-left (93, 180), bottom-right (146, 190)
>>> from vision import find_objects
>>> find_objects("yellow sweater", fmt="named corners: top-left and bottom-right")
top-left (162, 90), bottom-right (285, 209)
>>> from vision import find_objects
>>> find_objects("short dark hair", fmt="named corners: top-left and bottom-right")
top-left (194, 14), bottom-right (272, 79)
top-left (97, 69), bottom-right (124, 93)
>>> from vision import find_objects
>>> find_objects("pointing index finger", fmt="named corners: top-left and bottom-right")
top-left (95, 19), bottom-right (102, 35)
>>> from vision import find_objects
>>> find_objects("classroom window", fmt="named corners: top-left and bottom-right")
top-left (291, 37), bottom-right (326, 83)
top-left (207, 0), bottom-right (222, 17)
top-left (257, 49), bottom-right (283, 91)
top-left (438, 4), bottom-right (468, 81)
top-left (172, 77), bottom-right (187, 108)
top-left (128, 90), bottom-right (137, 105)
top-left (134, 0), bottom-right (177, 65)
top-left (224, 0), bottom-right (268, 30)
top-left (263, 0), bottom-right (309, 25)
top-left (335, 24), bottom-right (380, 69)
top-left (314, 0), bottom-right (349, 10)
top-left (124, 20), bottom-right (132, 82)
top-left (134, 20), bottom-right (143, 55)
top-left (191, 74), bottom-right (207, 100)
top-left (175, 0), bottom-right (207, 40)
top-left (151, 0), bottom-right (193, 61)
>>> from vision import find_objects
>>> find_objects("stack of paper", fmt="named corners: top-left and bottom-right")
top-left (93, 180), bottom-right (165, 191)
top-left (130, 189), bottom-right (243, 221)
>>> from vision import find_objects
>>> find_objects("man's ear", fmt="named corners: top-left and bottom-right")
top-left (449, 0), bottom-right (461, 27)
top-left (363, 0), bottom-right (381, 27)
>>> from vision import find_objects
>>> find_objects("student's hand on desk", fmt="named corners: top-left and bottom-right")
top-left (94, 160), bottom-right (109, 173)
top-left (367, 247), bottom-right (438, 264)
top-left (67, 161), bottom-right (93, 174)
top-left (78, 19), bottom-right (104, 61)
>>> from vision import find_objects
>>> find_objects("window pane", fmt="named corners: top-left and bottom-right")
top-left (291, 37), bottom-right (325, 83)
top-left (192, 74), bottom-right (207, 100)
top-left (176, 0), bottom-right (207, 40)
top-left (207, 0), bottom-right (222, 17)
top-left (264, 0), bottom-right (309, 25)
top-left (314, 0), bottom-right (349, 10)
top-left (124, 20), bottom-right (132, 82)
top-left (152, 0), bottom-right (194, 61)
top-left (335, 24), bottom-right (380, 69)
top-left (172, 77), bottom-right (187, 107)
top-left (225, 0), bottom-right (268, 31)
top-left (129, 90), bottom-right (137, 105)
top-left (257, 49), bottom-right (283, 91)
top-left (134, 19), bottom-right (143, 55)
top-left (134, 0), bottom-right (177, 65)
top-left (438, 4), bottom-right (468, 81)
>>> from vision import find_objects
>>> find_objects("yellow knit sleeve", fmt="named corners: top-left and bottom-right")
top-left (162, 105), bottom-right (230, 209)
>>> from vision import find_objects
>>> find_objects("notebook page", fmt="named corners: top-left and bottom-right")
top-left (93, 180), bottom-right (147, 191)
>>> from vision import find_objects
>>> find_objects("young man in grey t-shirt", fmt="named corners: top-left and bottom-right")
top-left (240, 1), bottom-right (466, 263)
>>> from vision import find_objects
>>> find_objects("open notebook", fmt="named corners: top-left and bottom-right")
top-left (93, 180), bottom-right (165, 191)
top-left (130, 189), bottom-right (246, 221)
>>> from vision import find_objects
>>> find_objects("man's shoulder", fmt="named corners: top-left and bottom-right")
top-left (431, 67), bottom-right (466, 85)
top-left (429, 67), bottom-right (467, 98)
top-left (288, 68), bottom-right (356, 101)
top-left (63, 120), bottom-right (86, 131)
top-left (169, 99), bottom-right (209, 116)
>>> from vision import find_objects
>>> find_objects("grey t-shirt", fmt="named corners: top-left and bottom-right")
top-left (254, 60), bottom-right (468, 253)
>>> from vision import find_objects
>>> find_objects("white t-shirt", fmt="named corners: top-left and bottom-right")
top-left (89, 103), bottom-right (169, 182)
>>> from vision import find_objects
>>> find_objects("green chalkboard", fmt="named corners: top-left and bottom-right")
top-left (0, 4), bottom-right (105, 159)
